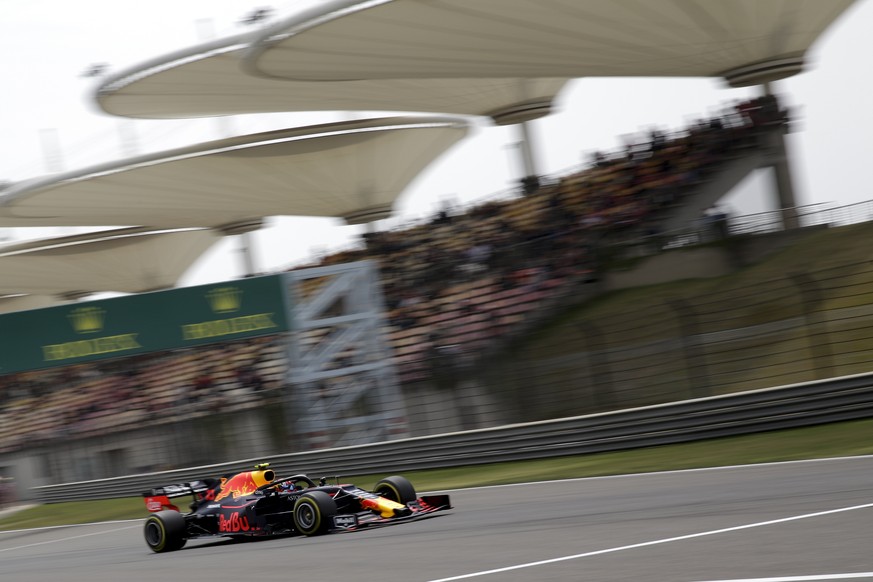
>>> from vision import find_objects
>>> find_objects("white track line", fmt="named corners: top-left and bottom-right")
top-left (0, 518), bottom-right (140, 535)
top-left (691, 575), bottom-right (873, 581)
top-left (426, 502), bottom-right (873, 582)
top-left (434, 455), bottom-right (873, 494)
top-left (0, 524), bottom-right (138, 553)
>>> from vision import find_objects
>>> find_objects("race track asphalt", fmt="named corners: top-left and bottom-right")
top-left (2, 456), bottom-right (872, 582)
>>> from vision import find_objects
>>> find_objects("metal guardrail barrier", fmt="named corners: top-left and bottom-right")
top-left (34, 371), bottom-right (873, 502)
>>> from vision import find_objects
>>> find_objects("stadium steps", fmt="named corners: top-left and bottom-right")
top-left (656, 139), bottom-right (776, 234)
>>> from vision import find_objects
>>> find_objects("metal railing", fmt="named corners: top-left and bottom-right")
top-left (33, 371), bottom-right (873, 502)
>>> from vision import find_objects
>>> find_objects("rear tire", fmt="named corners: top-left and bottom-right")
top-left (293, 491), bottom-right (337, 536)
top-left (374, 475), bottom-right (417, 504)
top-left (144, 510), bottom-right (187, 553)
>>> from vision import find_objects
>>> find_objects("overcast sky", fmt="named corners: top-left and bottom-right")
top-left (2, 0), bottom-right (872, 286)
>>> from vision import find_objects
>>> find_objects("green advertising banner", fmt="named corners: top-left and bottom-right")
top-left (0, 275), bottom-right (288, 375)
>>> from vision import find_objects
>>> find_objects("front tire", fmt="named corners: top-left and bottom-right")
top-left (144, 510), bottom-right (187, 553)
top-left (293, 491), bottom-right (337, 536)
top-left (373, 475), bottom-right (417, 504)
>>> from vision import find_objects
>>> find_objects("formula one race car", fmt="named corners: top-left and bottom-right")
top-left (142, 464), bottom-right (451, 552)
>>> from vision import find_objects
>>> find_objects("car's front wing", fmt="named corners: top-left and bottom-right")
top-left (332, 494), bottom-right (452, 531)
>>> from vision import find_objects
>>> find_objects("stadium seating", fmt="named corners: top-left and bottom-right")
top-left (0, 97), bottom-right (788, 451)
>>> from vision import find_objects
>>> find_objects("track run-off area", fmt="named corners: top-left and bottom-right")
top-left (2, 456), bottom-right (872, 582)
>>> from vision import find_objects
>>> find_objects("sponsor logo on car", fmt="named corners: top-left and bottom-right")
top-left (219, 512), bottom-right (252, 533)
top-left (215, 472), bottom-right (258, 501)
top-left (333, 515), bottom-right (357, 528)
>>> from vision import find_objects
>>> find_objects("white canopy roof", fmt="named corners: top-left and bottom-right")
top-left (0, 227), bottom-right (218, 298)
top-left (96, 0), bottom-right (857, 122)
top-left (97, 41), bottom-right (567, 124)
top-left (0, 116), bottom-right (470, 229)
top-left (6, 0), bottom-right (857, 310)
top-left (249, 0), bottom-right (854, 84)
top-left (0, 294), bottom-right (60, 314)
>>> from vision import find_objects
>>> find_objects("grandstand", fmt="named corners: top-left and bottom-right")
top-left (0, 1), bottom-right (861, 501)
top-left (0, 100), bottom-right (819, 482)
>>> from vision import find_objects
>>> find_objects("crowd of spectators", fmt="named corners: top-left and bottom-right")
top-left (311, 94), bottom-right (789, 379)
top-left (0, 335), bottom-right (285, 453)
top-left (0, 96), bottom-right (789, 452)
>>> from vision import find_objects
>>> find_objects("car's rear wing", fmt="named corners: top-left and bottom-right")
top-left (142, 479), bottom-right (216, 513)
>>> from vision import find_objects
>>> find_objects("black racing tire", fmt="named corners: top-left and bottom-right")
top-left (293, 491), bottom-right (337, 536)
top-left (373, 475), bottom-right (417, 504)
top-left (144, 510), bottom-right (187, 553)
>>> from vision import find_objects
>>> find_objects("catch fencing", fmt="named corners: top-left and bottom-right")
top-left (483, 254), bottom-right (873, 425)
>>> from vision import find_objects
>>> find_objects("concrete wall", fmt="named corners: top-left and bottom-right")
top-left (604, 226), bottom-right (827, 291)
top-left (604, 247), bottom-right (734, 290)
top-left (0, 406), bottom-right (282, 501)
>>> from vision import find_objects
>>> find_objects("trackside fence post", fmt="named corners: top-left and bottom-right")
top-left (789, 272), bottom-right (835, 380)
top-left (577, 321), bottom-right (613, 409)
top-left (667, 299), bottom-right (711, 399)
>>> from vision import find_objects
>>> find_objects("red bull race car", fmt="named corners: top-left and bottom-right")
top-left (142, 464), bottom-right (451, 553)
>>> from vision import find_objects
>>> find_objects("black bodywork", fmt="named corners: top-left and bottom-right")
top-left (142, 468), bottom-right (451, 552)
